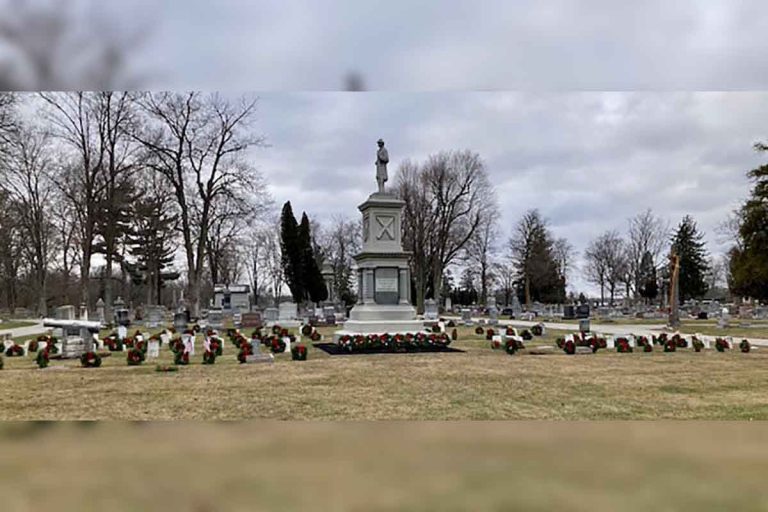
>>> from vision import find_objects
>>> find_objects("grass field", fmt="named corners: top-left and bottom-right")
top-left (2, 422), bottom-right (768, 511)
top-left (0, 320), bottom-right (36, 331)
top-left (1, 325), bottom-right (767, 420)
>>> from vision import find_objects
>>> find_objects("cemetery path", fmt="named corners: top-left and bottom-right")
top-left (448, 316), bottom-right (768, 347)
top-left (0, 321), bottom-right (46, 339)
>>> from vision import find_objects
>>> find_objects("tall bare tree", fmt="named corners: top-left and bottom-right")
top-left (39, 92), bottom-right (108, 309)
top-left (399, 150), bottom-right (492, 312)
top-left (627, 209), bottom-right (669, 300)
top-left (134, 92), bottom-right (266, 317)
top-left (584, 230), bottom-right (627, 305)
top-left (1, 126), bottom-right (55, 314)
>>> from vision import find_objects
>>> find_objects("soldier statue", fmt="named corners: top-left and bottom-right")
top-left (375, 138), bottom-right (389, 193)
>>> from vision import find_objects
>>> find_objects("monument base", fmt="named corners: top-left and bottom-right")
top-left (334, 304), bottom-right (426, 342)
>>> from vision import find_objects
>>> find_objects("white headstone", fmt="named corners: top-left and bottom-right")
top-left (148, 339), bottom-right (160, 358)
top-left (117, 325), bottom-right (127, 340)
top-left (183, 334), bottom-right (194, 356)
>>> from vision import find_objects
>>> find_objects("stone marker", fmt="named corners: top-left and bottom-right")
top-left (148, 338), bottom-right (160, 358)
top-left (264, 307), bottom-right (279, 324)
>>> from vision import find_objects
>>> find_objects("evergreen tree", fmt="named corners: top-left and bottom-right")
top-left (729, 142), bottom-right (768, 300)
top-left (671, 215), bottom-right (710, 302)
top-left (298, 212), bottom-right (328, 303)
top-left (509, 210), bottom-right (565, 305)
top-left (280, 202), bottom-right (304, 302)
top-left (637, 250), bottom-right (659, 303)
top-left (125, 194), bottom-right (180, 305)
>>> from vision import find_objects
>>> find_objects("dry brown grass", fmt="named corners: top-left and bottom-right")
top-left (1, 326), bottom-right (767, 420)
top-left (2, 422), bottom-right (768, 511)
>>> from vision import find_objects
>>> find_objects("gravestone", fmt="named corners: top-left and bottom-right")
top-left (461, 309), bottom-right (472, 326)
top-left (511, 295), bottom-right (522, 317)
top-left (562, 305), bottom-right (575, 320)
top-left (145, 305), bottom-right (165, 328)
top-left (208, 309), bottom-right (224, 330)
top-left (444, 297), bottom-right (452, 312)
top-left (148, 338), bottom-right (160, 358)
top-left (240, 311), bottom-right (263, 329)
top-left (575, 304), bottom-right (590, 319)
top-left (579, 319), bottom-right (590, 333)
top-left (487, 296), bottom-right (499, 325)
top-left (55, 305), bottom-right (76, 321)
top-left (117, 325), bottom-right (128, 341)
top-left (42, 318), bottom-right (100, 359)
top-left (278, 302), bottom-right (298, 323)
top-left (182, 333), bottom-right (194, 356)
top-left (173, 312), bottom-right (188, 332)
top-left (264, 307), bottom-right (279, 324)
top-left (95, 298), bottom-right (106, 324)
top-left (245, 353), bottom-right (275, 364)
top-left (424, 299), bottom-right (439, 321)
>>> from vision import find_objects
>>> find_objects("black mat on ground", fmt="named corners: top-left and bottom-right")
top-left (312, 343), bottom-right (465, 356)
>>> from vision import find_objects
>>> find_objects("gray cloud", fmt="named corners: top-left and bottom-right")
top-left (253, 91), bottom-right (766, 293)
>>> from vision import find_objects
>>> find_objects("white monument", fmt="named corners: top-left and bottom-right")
top-left (334, 140), bottom-right (424, 340)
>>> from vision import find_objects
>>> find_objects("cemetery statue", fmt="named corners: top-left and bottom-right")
top-left (375, 138), bottom-right (389, 193)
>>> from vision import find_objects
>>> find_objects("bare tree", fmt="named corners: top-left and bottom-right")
top-left (553, 237), bottom-right (575, 290)
top-left (134, 92), bottom-right (267, 317)
top-left (464, 201), bottom-right (499, 306)
top-left (1, 126), bottom-right (55, 314)
top-left (250, 218), bottom-right (284, 306)
top-left (493, 261), bottom-right (516, 307)
top-left (584, 230), bottom-right (627, 306)
top-left (317, 214), bottom-right (361, 306)
top-left (399, 150), bottom-right (492, 312)
top-left (38, 92), bottom-right (108, 309)
top-left (627, 209), bottom-right (669, 299)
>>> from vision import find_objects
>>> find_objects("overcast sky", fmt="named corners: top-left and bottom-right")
top-left (252, 91), bottom-right (766, 294)
top-left (136, 0), bottom-right (768, 90)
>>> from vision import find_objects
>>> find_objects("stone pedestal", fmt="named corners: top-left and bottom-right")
top-left (335, 192), bottom-right (424, 340)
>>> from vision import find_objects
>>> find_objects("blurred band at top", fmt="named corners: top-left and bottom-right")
top-left (1, 0), bottom-right (767, 91)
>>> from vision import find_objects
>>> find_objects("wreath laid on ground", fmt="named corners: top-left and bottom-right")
top-left (173, 351), bottom-right (190, 365)
top-left (237, 342), bottom-right (253, 364)
top-left (202, 349), bottom-right (217, 365)
top-left (104, 336), bottom-right (124, 352)
top-left (692, 337), bottom-right (705, 353)
top-left (169, 338), bottom-right (185, 354)
top-left (563, 339), bottom-right (576, 355)
top-left (475, 326), bottom-right (485, 336)
top-left (672, 334), bottom-right (688, 348)
top-left (664, 338), bottom-right (677, 353)
top-left (505, 326), bottom-right (517, 336)
top-left (207, 337), bottom-right (223, 356)
top-left (27, 340), bottom-right (39, 353)
top-left (740, 339), bottom-right (751, 353)
top-left (521, 329), bottom-right (533, 341)
top-left (636, 336), bottom-right (650, 349)
top-left (126, 348), bottom-right (145, 366)
top-left (123, 337), bottom-right (135, 349)
top-left (310, 331), bottom-right (322, 342)
top-left (270, 337), bottom-right (287, 354)
top-left (485, 328), bottom-right (495, 340)
top-left (291, 344), bottom-right (308, 361)
top-left (80, 351), bottom-right (102, 368)
top-left (5, 344), bottom-right (24, 357)
top-left (653, 333), bottom-right (668, 346)
top-left (337, 332), bottom-right (451, 353)
top-left (715, 338), bottom-right (730, 352)
top-left (431, 324), bottom-right (442, 334)
top-left (531, 324), bottom-right (544, 336)
top-left (616, 337), bottom-right (633, 353)
top-left (504, 339), bottom-right (518, 355)
top-left (587, 336), bottom-right (607, 352)
top-left (446, 320), bottom-right (456, 328)
top-left (555, 337), bottom-right (565, 349)
top-left (36, 349), bottom-right (49, 369)
top-left (301, 324), bottom-right (313, 336)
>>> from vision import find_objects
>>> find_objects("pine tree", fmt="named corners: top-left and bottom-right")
top-left (729, 142), bottom-right (768, 300)
top-left (280, 202), bottom-right (304, 302)
top-left (638, 251), bottom-right (658, 303)
top-left (125, 194), bottom-right (180, 305)
top-left (509, 210), bottom-right (565, 305)
top-left (298, 212), bottom-right (328, 304)
top-left (671, 216), bottom-right (709, 302)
